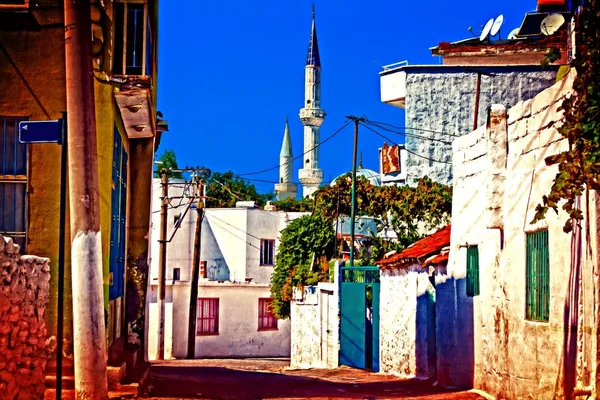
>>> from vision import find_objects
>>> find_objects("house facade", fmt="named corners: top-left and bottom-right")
top-left (379, 21), bottom-right (568, 185)
top-left (145, 178), bottom-right (307, 359)
top-left (0, 0), bottom-right (163, 370)
top-left (447, 71), bottom-right (599, 398)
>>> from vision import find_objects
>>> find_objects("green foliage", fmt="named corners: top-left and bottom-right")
top-left (156, 148), bottom-right (183, 179)
top-left (272, 197), bottom-right (313, 212)
top-left (206, 171), bottom-right (275, 208)
top-left (532, 2), bottom-right (600, 232)
top-left (270, 214), bottom-right (334, 319)
top-left (314, 175), bottom-right (452, 253)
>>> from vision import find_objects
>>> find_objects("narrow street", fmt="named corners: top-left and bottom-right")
top-left (142, 359), bottom-right (486, 400)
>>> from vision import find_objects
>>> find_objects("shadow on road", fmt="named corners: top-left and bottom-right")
top-left (143, 364), bottom-right (483, 399)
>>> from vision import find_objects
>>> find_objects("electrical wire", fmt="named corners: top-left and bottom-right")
top-left (364, 118), bottom-right (459, 137)
top-left (363, 120), bottom-right (452, 145)
top-left (360, 123), bottom-right (452, 165)
top-left (236, 120), bottom-right (352, 177)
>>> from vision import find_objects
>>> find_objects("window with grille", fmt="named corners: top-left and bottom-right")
top-left (260, 239), bottom-right (275, 266)
top-left (526, 230), bottom-right (550, 322)
top-left (0, 118), bottom-right (27, 251)
top-left (113, 1), bottom-right (153, 76)
top-left (258, 298), bottom-right (278, 331)
top-left (196, 298), bottom-right (219, 335)
top-left (466, 245), bottom-right (480, 297)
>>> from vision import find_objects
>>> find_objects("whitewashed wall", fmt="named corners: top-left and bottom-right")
top-left (290, 282), bottom-right (339, 369)
top-left (147, 282), bottom-right (291, 360)
top-left (380, 267), bottom-right (436, 379)
top-left (449, 71), bottom-right (599, 399)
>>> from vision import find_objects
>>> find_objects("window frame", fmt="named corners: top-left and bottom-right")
top-left (196, 298), bottom-right (219, 336)
top-left (112, 0), bottom-right (151, 76)
top-left (0, 1), bottom-right (29, 10)
top-left (466, 245), bottom-right (480, 297)
top-left (260, 239), bottom-right (275, 266)
top-left (525, 229), bottom-right (550, 322)
top-left (257, 298), bottom-right (278, 331)
top-left (0, 117), bottom-right (28, 252)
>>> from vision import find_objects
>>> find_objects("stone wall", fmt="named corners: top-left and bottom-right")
top-left (0, 236), bottom-right (51, 400)
top-left (449, 71), bottom-right (599, 399)
top-left (290, 282), bottom-right (339, 369)
top-left (404, 67), bottom-right (557, 185)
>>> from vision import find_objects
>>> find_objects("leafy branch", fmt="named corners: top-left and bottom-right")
top-left (532, 1), bottom-right (600, 232)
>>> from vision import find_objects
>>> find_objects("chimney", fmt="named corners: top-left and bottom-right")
top-left (264, 201), bottom-right (276, 211)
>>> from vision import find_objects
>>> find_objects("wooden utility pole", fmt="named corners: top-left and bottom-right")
top-left (187, 179), bottom-right (205, 358)
top-left (64, 0), bottom-right (108, 398)
top-left (157, 170), bottom-right (169, 360)
top-left (346, 116), bottom-right (364, 267)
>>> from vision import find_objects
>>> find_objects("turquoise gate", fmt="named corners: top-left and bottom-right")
top-left (339, 265), bottom-right (380, 371)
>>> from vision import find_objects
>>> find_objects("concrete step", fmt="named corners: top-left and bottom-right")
top-left (45, 375), bottom-right (74, 390)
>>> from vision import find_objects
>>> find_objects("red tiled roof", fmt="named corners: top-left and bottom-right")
top-left (376, 225), bottom-right (451, 269)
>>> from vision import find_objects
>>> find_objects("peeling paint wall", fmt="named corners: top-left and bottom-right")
top-left (404, 67), bottom-right (557, 185)
top-left (449, 71), bottom-right (599, 399)
top-left (290, 282), bottom-right (339, 369)
top-left (0, 6), bottom-right (157, 365)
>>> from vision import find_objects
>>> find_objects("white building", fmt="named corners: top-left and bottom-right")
top-left (446, 72), bottom-right (599, 398)
top-left (145, 178), bottom-right (308, 359)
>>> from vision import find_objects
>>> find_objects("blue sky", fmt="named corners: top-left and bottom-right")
top-left (157, 0), bottom-right (537, 194)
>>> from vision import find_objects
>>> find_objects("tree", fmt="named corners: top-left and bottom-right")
top-left (206, 171), bottom-right (275, 208)
top-left (270, 214), bottom-right (334, 319)
top-left (533, 1), bottom-right (600, 232)
top-left (156, 148), bottom-right (183, 179)
top-left (313, 175), bottom-right (452, 253)
top-left (272, 197), bottom-right (313, 212)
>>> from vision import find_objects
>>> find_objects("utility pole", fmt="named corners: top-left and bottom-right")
top-left (157, 169), bottom-right (169, 360)
top-left (187, 178), bottom-right (205, 358)
top-left (346, 116), bottom-right (364, 267)
top-left (64, 0), bottom-right (108, 398)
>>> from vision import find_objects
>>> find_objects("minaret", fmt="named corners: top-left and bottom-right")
top-left (275, 118), bottom-right (298, 200)
top-left (298, 5), bottom-right (325, 198)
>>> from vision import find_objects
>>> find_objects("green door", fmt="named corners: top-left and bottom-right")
top-left (339, 266), bottom-right (380, 371)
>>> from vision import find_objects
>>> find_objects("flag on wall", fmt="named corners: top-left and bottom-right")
top-left (381, 143), bottom-right (401, 174)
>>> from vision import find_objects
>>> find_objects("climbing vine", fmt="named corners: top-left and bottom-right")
top-left (269, 214), bottom-right (334, 319)
top-left (533, 1), bottom-right (600, 232)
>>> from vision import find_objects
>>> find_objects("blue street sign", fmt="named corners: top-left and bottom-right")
top-left (19, 120), bottom-right (61, 143)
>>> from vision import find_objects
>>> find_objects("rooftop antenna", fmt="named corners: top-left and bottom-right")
top-left (467, 26), bottom-right (478, 37)
top-left (312, 3), bottom-right (315, 19)
top-left (490, 14), bottom-right (504, 39)
top-left (507, 27), bottom-right (520, 40)
top-left (480, 18), bottom-right (494, 41)
top-left (541, 13), bottom-right (565, 36)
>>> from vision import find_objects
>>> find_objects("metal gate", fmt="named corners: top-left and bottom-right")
top-left (339, 265), bottom-right (380, 371)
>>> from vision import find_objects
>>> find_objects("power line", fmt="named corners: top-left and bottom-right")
top-left (236, 120), bottom-right (352, 177)
top-left (360, 123), bottom-right (452, 165)
top-left (364, 118), bottom-right (459, 137)
top-left (363, 120), bottom-right (452, 145)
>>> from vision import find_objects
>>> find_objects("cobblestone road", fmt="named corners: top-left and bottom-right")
top-left (142, 359), bottom-right (487, 400)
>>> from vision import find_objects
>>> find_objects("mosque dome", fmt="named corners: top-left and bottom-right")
top-left (330, 168), bottom-right (381, 187)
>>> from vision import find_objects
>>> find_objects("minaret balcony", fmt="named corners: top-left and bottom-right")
top-left (299, 168), bottom-right (323, 184)
top-left (299, 108), bottom-right (326, 127)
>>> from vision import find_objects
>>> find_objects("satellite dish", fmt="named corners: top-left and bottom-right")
top-left (507, 27), bottom-right (520, 40)
top-left (480, 18), bottom-right (494, 41)
top-left (541, 13), bottom-right (565, 36)
top-left (490, 14), bottom-right (504, 37)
